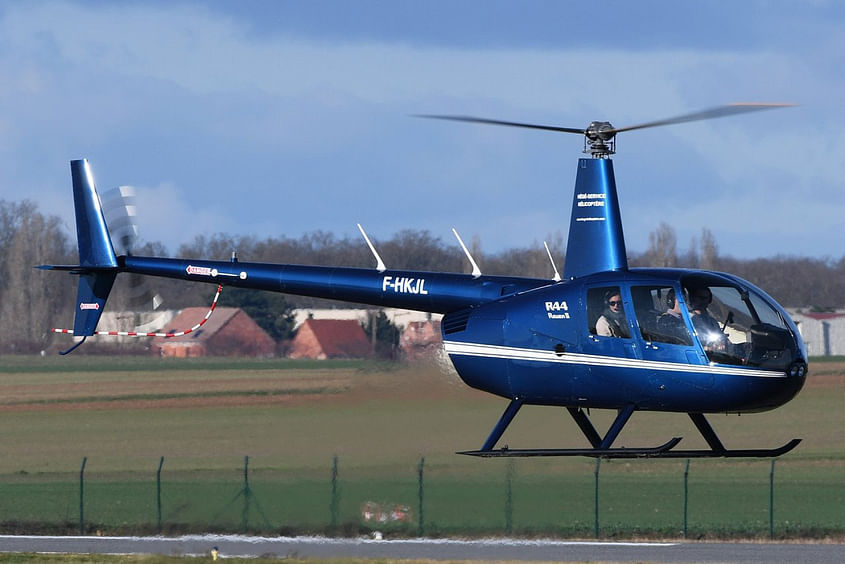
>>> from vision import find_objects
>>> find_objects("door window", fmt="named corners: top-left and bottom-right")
top-left (587, 286), bottom-right (630, 338)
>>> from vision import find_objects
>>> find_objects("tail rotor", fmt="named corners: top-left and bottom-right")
top-left (101, 185), bottom-right (167, 331)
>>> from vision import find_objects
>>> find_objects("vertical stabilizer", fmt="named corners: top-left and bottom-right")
top-left (69, 159), bottom-right (118, 336)
top-left (71, 159), bottom-right (118, 268)
top-left (563, 158), bottom-right (628, 279)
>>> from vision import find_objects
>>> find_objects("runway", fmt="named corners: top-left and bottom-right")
top-left (1, 534), bottom-right (845, 563)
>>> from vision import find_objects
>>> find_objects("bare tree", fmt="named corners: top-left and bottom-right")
top-left (699, 227), bottom-right (719, 270)
top-left (0, 202), bottom-right (73, 352)
top-left (643, 222), bottom-right (677, 267)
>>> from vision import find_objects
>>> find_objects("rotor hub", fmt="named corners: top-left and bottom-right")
top-left (585, 121), bottom-right (616, 158)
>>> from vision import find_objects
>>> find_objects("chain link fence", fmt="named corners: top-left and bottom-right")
top-left (1, 455), bottom-right (843, 540)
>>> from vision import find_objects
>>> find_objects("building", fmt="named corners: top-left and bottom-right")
top-left (288, 318), bottom-right (372, 359)
top-left (787, 309), bottom-right (845, 357)
top-left (152, 307), bottom-right (275, 357)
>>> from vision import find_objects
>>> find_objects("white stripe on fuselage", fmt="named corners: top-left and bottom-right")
top-left (443, 341), bottom-right (786, 379)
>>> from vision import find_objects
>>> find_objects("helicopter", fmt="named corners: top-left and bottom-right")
top-left (42, 103), bottom-right (807, 458)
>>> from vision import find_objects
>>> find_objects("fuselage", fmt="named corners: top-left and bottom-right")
top-left (443, 268), bottom-right (807, 414)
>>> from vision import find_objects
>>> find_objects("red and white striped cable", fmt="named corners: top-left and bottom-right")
top-left (52, 284), bottom-right (223, 338)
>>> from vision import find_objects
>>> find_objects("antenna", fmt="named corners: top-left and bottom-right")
top-left (544, 241), bottom-right (562, 282)
top-left (452, 228), bottom-right (481, 278)
top-left (357, 223), bottom-right (387, 272)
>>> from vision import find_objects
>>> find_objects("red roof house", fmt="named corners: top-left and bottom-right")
top-left (288, 319), bottom-right (372, 359)
top-left (401, 320), bottom-right (442, 359)
top-left (152, 307), bottom-right (275, 357)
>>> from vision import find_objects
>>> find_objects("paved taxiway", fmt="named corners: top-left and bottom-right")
top-left (1, 534), bottom-right (844, 563)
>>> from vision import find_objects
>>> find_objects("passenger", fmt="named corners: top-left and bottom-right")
top-left (656, 288), bottom-right (688, 343)
top-left (596, 291), bottom-right (629, 338)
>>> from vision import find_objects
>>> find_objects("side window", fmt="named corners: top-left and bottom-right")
top-left (587, 286), bottom-right (630, 338)
top-left (631, 285), bottom-right (692, 346)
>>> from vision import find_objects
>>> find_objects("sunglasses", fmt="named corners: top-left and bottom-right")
top-left (608, 300), bottom-right (622, 306)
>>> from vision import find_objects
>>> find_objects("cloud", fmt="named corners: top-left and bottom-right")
top-left (1, 1), bottom-right (842, 259)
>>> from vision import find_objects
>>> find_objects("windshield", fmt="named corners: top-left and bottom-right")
top-left (682, 275), bottom-right (796, 370)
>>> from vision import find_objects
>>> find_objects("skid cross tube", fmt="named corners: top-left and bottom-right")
top-left (688, 413), bottom-right (726, 453)
top-left (599, 404), bottom-right (636, 449)
top-left (567, 407), bottom-right (602, 448)
top-left (479, 398), bottom-right (524, 452)
top-left (565, 405), bottom-right (637, 449)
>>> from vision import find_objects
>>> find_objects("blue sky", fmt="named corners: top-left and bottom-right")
top-left (1, 0), bottom-right (843, 261)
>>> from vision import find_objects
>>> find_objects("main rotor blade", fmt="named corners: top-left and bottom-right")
top-left (415, 114), bottom-right (585, 135)
top-left (610, 103), bottom-right (795, 134)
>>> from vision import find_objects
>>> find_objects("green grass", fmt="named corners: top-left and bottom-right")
top-left (0, 355), bottom-right (843, 539)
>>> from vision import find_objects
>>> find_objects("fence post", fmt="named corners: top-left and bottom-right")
top-left (242, 455), bottom-right (250, 533)
top-left (593, 458), bottom-right (601, 539)
top-left (157, 456), bottom-right (165, 533)
top-left (417, 457), bottom-right (425, 537)
top-left (683, 459), bottom-right (690, 539)
top-left (330, 454), bottom-right (339, 531)
top-left (505, 459), bottom-right (514, 535)
top-left (769, 459), bottom-right (776, 540)
top-left (79, 456), bottom-right (87, 535)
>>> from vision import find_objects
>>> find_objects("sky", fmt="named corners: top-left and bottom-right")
top-left (1, 0), bottom-right (844, 262)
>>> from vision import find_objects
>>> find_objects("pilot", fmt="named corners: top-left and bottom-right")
top-left (687, 286), bottom-right (727, 350)
top-left (656, 288), bottom-right (688, 343)
top-left (596, 290), bottom-right (629, 338)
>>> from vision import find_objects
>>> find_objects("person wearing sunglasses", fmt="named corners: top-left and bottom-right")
top-left (596, 290), bottom-right (630, 338)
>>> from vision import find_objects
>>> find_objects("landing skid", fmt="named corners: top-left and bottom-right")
top-left (639, 438), bottom-right (802, 459)
top-left (459, 437), bottom-right (801, 459)
top-left (459, 437), bottom-right (682, 458)
top-left (461, 400), bottom-right (801, 459)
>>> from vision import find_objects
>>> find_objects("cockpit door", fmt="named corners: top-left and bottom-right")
top-left (629, 284), bottom-right (714, 394)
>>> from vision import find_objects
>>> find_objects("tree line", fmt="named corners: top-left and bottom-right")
top-left (1, 200), bottom-right (843, 354)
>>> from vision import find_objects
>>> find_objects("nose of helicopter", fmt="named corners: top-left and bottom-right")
top-left (786, 359), bottom-right (808, 398)
top-left (738, 359), bottom-right (807, 414)
top-left (765, 360), bottom-right (808, 411)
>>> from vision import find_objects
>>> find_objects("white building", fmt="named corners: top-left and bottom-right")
top-left (787, 309), bottom-right (845, 357)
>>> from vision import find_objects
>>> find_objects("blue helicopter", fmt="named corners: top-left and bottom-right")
top-left (43, 103), bottom-right (806, 458)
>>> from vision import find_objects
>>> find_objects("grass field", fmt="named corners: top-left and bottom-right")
top-left (0, 354), bottom-right (843, 539)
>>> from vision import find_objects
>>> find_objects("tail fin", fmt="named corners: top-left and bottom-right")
top-left (71, 159), bottom-right (118, 269)
top-left (69, 159), bottom-right (118, 336)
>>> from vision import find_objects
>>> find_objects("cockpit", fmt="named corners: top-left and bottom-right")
top-left (628, 273), bottom-right (806, 374)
